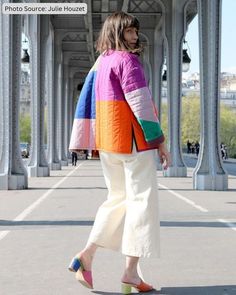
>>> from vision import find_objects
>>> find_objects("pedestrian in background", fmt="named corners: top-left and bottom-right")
top-left (195, 141), bottom-right (200, 157)
top-left (71, 151), bottom-right (78, 166)
top-left (187, 140), bottom-right (191, 153)
top-left (68, 11), bottom-right (171, 294)
top-left (221, 143), bottom-right (228, 160)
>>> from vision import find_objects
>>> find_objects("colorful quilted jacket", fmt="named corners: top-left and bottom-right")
top-left (69, 50), bottom-right (164, 154)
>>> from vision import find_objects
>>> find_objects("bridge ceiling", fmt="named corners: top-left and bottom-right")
top-left (47, 0), bottom-right (197, 82)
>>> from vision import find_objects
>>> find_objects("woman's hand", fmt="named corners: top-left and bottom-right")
top-left (158, 142), bottom-right (171, 170)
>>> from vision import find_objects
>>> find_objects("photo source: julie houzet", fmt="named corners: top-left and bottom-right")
top-left (1, 2), bottom-right (87, 14)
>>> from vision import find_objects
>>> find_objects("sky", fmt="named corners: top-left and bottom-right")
top-left (186, 0), bottom-right (236, 74)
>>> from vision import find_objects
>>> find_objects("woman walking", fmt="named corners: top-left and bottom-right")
top-left (68, 11), bottom-right (171, 294)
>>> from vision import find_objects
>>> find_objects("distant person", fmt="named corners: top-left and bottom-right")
top-left (71, 152), bottom-right (78, 166)
top-left (220, 143), bottom-right (227, 160)
top-left (220, 143), bottom-right (224, 159)
top-left (187, 140), bottom-right (191, 153)
top-left (191, 142), bottom-right (195, 154)
top-left (195, 141), bottom-right (200, 156)
top-left (224, 145), bottom-right (228, 159)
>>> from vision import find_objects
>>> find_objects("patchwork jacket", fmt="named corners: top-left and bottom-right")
top-left (69, 50), bottom-right (164, 154)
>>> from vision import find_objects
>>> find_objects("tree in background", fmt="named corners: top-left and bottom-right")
top-left (160, 93), bottom-right (236, 158)
top-left (19, 113), bottom-right (31, 143)
top-left (220, 104), bottom-right (236, 158)
top-left (160, 103), bottom-right (168, 143)
top-left (160, 94), bottom-right (200, 148)
top-left (181, 94), bottom-right (200, 145)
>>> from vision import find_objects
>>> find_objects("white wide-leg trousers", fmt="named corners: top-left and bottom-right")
top-left (87, 147), bottom-right (160, 258)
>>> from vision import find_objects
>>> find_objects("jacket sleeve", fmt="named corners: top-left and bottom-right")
top-left (120, 56), bottom-right (164, 143)
top-left (69, 58), bottom-right (100, 151)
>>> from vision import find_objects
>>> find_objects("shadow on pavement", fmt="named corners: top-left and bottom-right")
top-left (161, 220), bottom-right (236, 228)
top-left (92, 285), bottom-right (236, 295)
top-left (0, 219), bottom-right (94, 227)
top-left (92, 289), bottom-right (160, 295)
top-left (49, 175), bottom-right (104, 178)
top-left (160, 285), bottom-right (236, 295)
top-left (1, 220), bottom-right (235, 229)
top-left (27, 186), bottom-right (106, 190)
top-left (27, 186), bottom-right (236, 192)
top-left (158, 187), bottom-right (236, 192)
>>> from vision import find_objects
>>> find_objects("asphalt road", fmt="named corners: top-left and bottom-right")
top-left (0, 161), bottom-right (236, 295)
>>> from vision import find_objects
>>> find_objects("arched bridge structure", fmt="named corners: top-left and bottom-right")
top-left (0, 0), bottom-right (227, 190)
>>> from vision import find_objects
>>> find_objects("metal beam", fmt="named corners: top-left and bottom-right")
top-left (92, 12), bottom-right (162, 16)
top-left (101, 0), bottom-right (109, 22)
top-left (62, 40), bottom-right (87, 45)
top-left (62, 50), bottom-right (90, 55)
top-left (122, 0), bottom-right (129, 12)
top-left (84, 0), bottom-right (95, 64)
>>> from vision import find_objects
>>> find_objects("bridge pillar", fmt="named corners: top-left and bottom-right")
top-left (68, 71), bottom-right (75, 158)
top-left (55, 32), bottom-right (68, 167)
top-left (27, 15), bottom-right (49, 177)
top-left (153, 26), bottom-right (164, 123)
top-left (0, 13), bottom-right (28, 189)
top-left (63, 61), bottom-right (70, 160)
top-left (153, 26), bottom-right (165, 170)
top-left (193, 0), bottom-right (228, 190)
top-left (163, 0), bottom-right (187, 177)
top-left (47, 32), bottom-right (61, 170)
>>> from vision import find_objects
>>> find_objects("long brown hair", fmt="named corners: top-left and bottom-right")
top-left (96, 11), bottom-right (143, 54)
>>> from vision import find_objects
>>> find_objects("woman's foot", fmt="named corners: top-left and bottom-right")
top-left (75, 242), bottom-right (98, 271)
top-left (121, 255), bottom-right (153, 293)
top-left (68, 250), bottom-right (94, 289)
top-left (68, 243), bottom-right (98, 289)
top-left (121, 280), bottom-right (153, 294)
top-left (75, 250), bottom-right (93, 271)
top-left (121, 255), bottom-right (140, 285)
top-left (121, 272), bottom-right (141, 286)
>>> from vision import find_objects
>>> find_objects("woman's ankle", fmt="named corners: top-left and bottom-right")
top-left (84, 242), bottom-right (98, 257)
top-left (76, 243), bottom-right (97, 271)
top-left (122, 267), bottom-right (141, 284)
top-left (122, 255), bottom-right (140, 284)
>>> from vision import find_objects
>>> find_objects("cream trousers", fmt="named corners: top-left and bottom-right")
top-left (87, 147), bottom-right (160, 258)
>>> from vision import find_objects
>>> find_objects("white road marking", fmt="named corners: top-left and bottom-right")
top-left (159, 183), bottom-right (236, 232)
top-left (0, 162), bottom-right (85, 242)
top-left (0, 231), bottom-right (10, 240)
top-left (159, 183), bottom-right (209, 212)
top-left (218, 219), bottom-right (236, 231)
